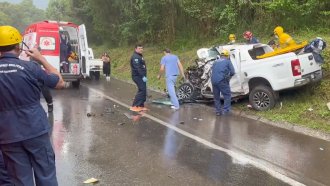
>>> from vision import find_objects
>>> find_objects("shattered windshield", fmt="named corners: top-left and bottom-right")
top-left (207, 47), bottom-right (220, 59)
top-left (197, 47), bottom-right (220, 61)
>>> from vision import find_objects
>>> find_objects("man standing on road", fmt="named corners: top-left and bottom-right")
top-left (211, 49), bottom-right (235, 116)
top-left (157, 48), bottom-right (185, 110)
top-left (130, 44), bottom-right (148, 112)
top-left (0, 25), bottom-right (65, 185)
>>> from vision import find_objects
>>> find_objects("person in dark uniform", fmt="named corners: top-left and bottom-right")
top-left (0, 150), bottom-right (11, 185)
top-left (0, 52), bottom-right (9, 186)
top-left (0, 25), bottom-right (65, 186)
top-left (41, 86), bottom-right (54, 112)
top-left (59, 31), bottom-right (71, 73)
top-left (130, 44), bottom-right (148, 112)
top-left (211, 49), bottom-right (235, 116)
top-left (34, 47), bottom-right (54, 112)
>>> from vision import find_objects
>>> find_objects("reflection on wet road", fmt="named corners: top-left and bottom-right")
top-left (44, 78), bottom-right (330, 185)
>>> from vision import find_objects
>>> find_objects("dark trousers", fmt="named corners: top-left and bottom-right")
top-left (103, 62), bottom-right (111, 76)
top-left (212, 80), bottom-right (231, 113)
top-left (0, 150), bottom-right (11, 186)
top-left (132, 76), bottom-right (146, 107)
top-left (0, 133), bottom-right (58, 186)
top-left (41, 86), bottom-right (53, 104)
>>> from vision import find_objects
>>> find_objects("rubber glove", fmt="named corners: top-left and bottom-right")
top-left (142, 76), bottom-right (148, 82)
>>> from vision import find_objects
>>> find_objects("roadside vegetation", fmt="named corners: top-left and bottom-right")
top-left (1, 0), bottom-right (329, 132)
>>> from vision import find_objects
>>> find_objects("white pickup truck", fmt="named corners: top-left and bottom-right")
top-left (86, 48), bottom-right (103, 80)
top-left (177, 44), bottom-right (323, 111)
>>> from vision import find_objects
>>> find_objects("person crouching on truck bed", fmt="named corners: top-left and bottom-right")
top-left (243, 31), bottom-right (259, 44)
top-left (228, 34), bottom-right (236, 45)
top-left (273, 26), bottom-right (296, 50)
top-left (0, 25), bottom-right (65, 186)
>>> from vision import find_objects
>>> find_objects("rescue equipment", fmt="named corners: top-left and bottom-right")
top-left (257, 41), bottom-right (307, 59)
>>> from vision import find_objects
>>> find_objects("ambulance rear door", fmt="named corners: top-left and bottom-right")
top-left (37, 30), bottom-right (60, 72)
top-left (78, 24), bottom-right (89, 76)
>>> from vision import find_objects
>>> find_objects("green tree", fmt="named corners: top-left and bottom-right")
top-left (0, 0), bottom-right (45, 32)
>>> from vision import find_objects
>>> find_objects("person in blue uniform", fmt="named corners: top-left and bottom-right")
top-left (157, 48), bottom-right (185, 110)
top-left (130, 44), bottom-right (148, 112)
top-left (0, 25), bottom-right (65, 186)
top-left (211, 49), bottom-right (235, 116)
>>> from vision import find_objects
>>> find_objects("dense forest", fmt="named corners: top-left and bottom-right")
top-left (62, 0), bottom-right (330, 46)
top-left (1, 0), bottom-right (329, 47)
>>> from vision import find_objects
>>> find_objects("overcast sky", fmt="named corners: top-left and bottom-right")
top-left (0, 0), bottom-right (49, 10)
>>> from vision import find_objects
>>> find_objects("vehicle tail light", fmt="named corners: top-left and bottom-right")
top-left (291, 59), bottom-right (301, 76)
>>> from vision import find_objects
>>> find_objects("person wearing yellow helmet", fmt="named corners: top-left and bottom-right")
top-left (0, 25), bottom-right (64, 185)
top-left (211, 49), bottom-right (235, 116)
top-left (273, 26), bottom-right (296, 49)
top-left (228, 34), bottom-right (236, 44)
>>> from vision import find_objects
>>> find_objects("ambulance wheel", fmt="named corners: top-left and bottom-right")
top-left (72, 80), bottom-right (80, 88)
top-left (249, 85), bottom-right (276, 111)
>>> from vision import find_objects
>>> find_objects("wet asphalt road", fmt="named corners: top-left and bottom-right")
top-left (45, 78), bottom-right (330, 186)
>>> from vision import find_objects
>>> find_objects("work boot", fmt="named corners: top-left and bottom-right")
top-left (139, 106), bottom-right (149, 111)
top-left (130, 106), bottom-right (142, 112)
top-left (47, 103), bottom-right (53, 112)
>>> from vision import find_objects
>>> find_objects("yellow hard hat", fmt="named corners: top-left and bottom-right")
top-left (0, 26), bottom-right (22, 46)
top-left (274, 26), bottom-right (284, 36)
top-left (229, 34), bottom-right (236, 41)
top-left (220, 49), bottom-right (229, 56)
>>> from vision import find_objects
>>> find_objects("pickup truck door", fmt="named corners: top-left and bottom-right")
top-left (230, 49), bottom-right (249, 96)
top-left (78, 24), bottom-right (89, 75)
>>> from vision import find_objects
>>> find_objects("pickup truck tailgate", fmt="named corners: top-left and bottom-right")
top-left (298, 53), bottom-right (322, 75)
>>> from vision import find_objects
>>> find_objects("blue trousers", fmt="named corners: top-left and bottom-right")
top-left (0, 150), bottom-right (12, 186)
top-left (0, 133), bottom-right (58, 186)
top-left (212, 80), bottom-right (231, 113)
top-left (166, 75), bottom-right (179, 108)
top-left (132, 76), bottom-right (147, 107)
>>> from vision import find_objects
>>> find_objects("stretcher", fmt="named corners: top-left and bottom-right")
top-left (257, 41), bottom-right (308, 59)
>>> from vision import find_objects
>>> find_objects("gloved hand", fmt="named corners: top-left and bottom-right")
top-left (142, 76), bottom-right (148, 82)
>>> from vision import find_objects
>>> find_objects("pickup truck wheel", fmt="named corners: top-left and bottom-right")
top-left (72, 80), bottom-right (80, 88)
top-left (94, 71), bottom-right (100, 80)
top-left (249, 85), bottom-right (275, 111)
top-left (177, 83), bottom-right (194, 100)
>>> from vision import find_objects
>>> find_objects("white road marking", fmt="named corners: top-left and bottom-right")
top-left (86, 85), bottom-right (305, 186)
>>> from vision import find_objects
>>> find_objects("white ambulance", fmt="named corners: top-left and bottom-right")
top-left (21, 20), bottom-right (101, 87)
